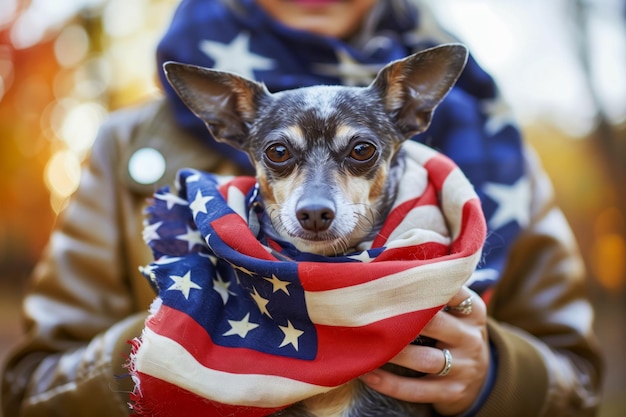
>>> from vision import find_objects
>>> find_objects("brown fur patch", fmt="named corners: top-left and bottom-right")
top-left (382, 63), bottom-right (408, 113)
top-left (301, 380), bottom-right (360, 417)
top-left (368, 164), bottom-right (389, 204)
top-left (232, 76), bottom-right (262, 121)
top-left (256, 159), bottom-right (305, 209)
top-left (254, 163), bottom-right (276, 207)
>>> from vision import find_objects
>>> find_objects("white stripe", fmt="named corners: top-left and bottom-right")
top-left (135, 327), bottom-right (332, 407)
top-left (305, 252), bottom-right (482, 327)
top-left (402, 142), bottom-right (480, 239)
top-left (391, 156), bottom-right (428, 210)
top-left (402, 140), bottom-right (439, 165)
top-left (227, 185), bottom-right (248, 221)
top-left (384, 205), bottom-right (450, 245)
top-left (440, 167), bottom-right (479, 241)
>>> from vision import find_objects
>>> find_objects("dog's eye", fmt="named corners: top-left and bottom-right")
top-left (265, 144), bottom-right (292, 164)
top-left (349, 142), bottom-right (376, 162)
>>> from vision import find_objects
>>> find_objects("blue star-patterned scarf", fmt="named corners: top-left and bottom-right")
top-left (156, 0), bottom-right (529, 297)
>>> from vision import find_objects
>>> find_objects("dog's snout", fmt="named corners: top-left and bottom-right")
top-left (296, 199), bottom-right (335, 233)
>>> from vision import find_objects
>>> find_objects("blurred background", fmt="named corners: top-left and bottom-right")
top-left (0, 0), bottom-right (624, 415)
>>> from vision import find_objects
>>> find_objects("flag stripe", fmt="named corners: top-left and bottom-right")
top-left (371, 184), bottom-right (439, 248)
top-left (304, 253), bottom-right (480, 327)
top-left (210, 213), bottom-right (279, 261)
top-left (439, 167), bottom-right (483, 241)
top-left (131, 372), bottom-right (285, 417)
top-left (381, 204), bottom-right (451, 247)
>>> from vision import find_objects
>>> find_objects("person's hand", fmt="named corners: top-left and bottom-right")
top-left (359, 286), bottom-right (490, 416)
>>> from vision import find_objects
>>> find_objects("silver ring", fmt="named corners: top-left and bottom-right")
top-left (446, 296), bottom-right (473, 315)
top-left (437, 348), bottom-right (453, 377)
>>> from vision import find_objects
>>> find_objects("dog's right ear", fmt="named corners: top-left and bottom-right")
top-left (370, 44), bottom-right (468, 138)
top-left (163, 62), bottom-right (270, 149)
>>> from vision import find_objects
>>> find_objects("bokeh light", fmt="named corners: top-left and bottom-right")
top-left (44, 149), bottom-right (81, 213)
top-left (54, 24), bottom-right (89, 68)
top-left (591, 206), bottom-right (626, 291)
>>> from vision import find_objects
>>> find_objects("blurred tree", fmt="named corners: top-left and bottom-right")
top-left (571, 0), bottom-right (626, 293)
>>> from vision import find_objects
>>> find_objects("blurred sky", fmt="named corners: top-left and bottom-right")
top-left (433, 0), bottom-right (626, 135)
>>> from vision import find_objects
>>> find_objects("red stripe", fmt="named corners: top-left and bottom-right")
top-left (298, 256), bottom-right (441, 292)
top-left (371, 182), bottom-right (439, 248)
top-left (371, 241), bottom-right (450, 263)
top-left (146, 304), bottom-right (440, 387)
top-left (423, 153), bottom-right (456, 190)
top-left (211, 213), bottom-right (278, 261)
top-left (217, 176), bottom-right (256, 199)
top-left (450, 198), bottom-right (486, 256)
top-left (131, 372), bottom-right (285, 417)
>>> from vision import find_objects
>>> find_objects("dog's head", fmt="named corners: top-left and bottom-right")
top-left (164, 44), bottom-right (468, 255)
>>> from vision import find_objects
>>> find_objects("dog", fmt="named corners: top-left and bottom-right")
top-left (163, 43), bottom-right (468, 417)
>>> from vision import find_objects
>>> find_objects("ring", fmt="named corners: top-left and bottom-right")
top-left (446, 296), bottom-right (473, 315)
top-left (437, 348), bottom-right (453, 377)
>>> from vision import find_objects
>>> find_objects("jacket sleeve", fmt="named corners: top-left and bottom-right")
top-left (476, 147), bottom-right (603, 417)
top-left (1, 113), bottom-right (149, 417)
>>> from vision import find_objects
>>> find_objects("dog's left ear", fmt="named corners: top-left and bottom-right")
top-left (371, 43), bottom-right (468, 138)
top-left (163, 62), bottom-right (270, 149)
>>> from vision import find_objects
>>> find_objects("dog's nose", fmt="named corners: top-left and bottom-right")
top-left (296, 200), bottom-right (335, 233)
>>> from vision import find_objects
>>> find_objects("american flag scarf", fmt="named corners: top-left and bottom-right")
top-left (129, 141), bottom-right (487, 416)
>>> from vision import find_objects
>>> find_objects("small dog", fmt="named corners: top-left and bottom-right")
top-left (164, 43), bottom-right (468, 417)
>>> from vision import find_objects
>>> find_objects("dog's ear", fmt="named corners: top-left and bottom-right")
top-left (370, 44), bottom-right (468, 138)
top-left (163, 62), bottom-right (269, 149)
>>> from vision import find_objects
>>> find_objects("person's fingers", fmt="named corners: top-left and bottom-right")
top-left (419, 287), bottom-right (487, 344)
top-left (387, 344), bottom-right (450, 375)
top-left (359, 368), bottom-right (462, 404)
top-left (445, 285), bottom-right (476, 309)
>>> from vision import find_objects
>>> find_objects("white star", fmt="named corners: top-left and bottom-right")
top-left (483, 98), bottom-right (515, 136)
top-left (176, 225), bottom-right (205, 251)
top-left (189, 190), bottom-right (213, 219)
top-left (264, 274), bottom-right (290, 295)
top-left (155, 192), bottom-right (188, 210)
top-left (250, 287), bottom-right (272, 318)
top-left (142, 221), bottom-right (162, 243)
top-left (213, 273), bottom-right (234, 304)
top-left (483, 177), bottom-right (531, 229)
top-left (199, 32), bottom-right (276, 79)
top-left (167, 270), bottom-right (202, 300)
top-left (223, 312), bottom-right (259, 338)
top-left (278, 320), bottom-right (304, 351)
top-left (313, 49), bottom-right (383, 86)
top-left (347, 250), bottom-right (375, 263)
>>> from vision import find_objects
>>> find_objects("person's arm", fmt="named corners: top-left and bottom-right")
top-left (1, 113), bottom-right (148, 417)
top-left (476, 146), bottom-right (603, 416)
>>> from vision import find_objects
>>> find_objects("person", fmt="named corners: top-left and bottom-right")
top-left (1, 0), bottom-right (603, 416)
